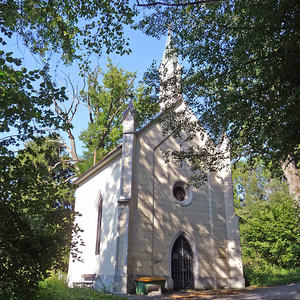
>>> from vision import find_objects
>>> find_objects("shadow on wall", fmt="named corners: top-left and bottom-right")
top-left (127, 121), bottom-right (243, 291)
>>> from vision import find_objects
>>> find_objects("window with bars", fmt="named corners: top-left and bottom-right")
top-left (171, 234), bottom-right (194, 289)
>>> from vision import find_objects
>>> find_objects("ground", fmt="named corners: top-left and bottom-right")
top-left (127, 282), bottom-right (300, 300)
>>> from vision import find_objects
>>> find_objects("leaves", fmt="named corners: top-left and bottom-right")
top-left (0, 137), bottom-right (78, 299)
top-left (233, 160), bottom-right (300, 268)
top-left (0, 0), bottom-right (137, 64)
top-left (78, 60), bottom-right (159, 174)
top-left (138, 0), bottom-right (300, 168)
top-left (0, 49), bottom-right (68, 155)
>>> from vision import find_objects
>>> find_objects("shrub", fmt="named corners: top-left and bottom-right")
top-left (38, 273), bottom-right (125, 300)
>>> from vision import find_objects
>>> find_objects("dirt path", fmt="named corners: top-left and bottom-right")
top-left (126, 282), bottom-right (300, 300)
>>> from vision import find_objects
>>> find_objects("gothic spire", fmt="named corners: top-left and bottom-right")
top-left (159, 29), bottom-right (182, 110)
top-left (161, 28), bottom-right (179, 66)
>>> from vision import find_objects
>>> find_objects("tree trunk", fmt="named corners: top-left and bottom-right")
top-left (281, 154), bottom-right (300, 203)
top-left (67, 130), bottom-right (79, 162)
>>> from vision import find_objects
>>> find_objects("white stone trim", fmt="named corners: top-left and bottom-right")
top-left (114, 102), bottom-right (135, 294)
top-left (219, 135), bottom-right (245, 288)
top-left (207, 172), bottom-right (217, 288)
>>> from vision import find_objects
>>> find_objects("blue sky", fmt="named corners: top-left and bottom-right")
top-left (70, 29), bottom-right (167, 155)
top-left (6, 27), bottom-right (169, 156)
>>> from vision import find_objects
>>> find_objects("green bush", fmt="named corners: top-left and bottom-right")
top-left (243, 258), bottom-right (300, 287)
top-left (233, 161), bottom-right (300, 287)
top-left (38, 273), bottom-right (125, 300)
top-left (234, 161), bottom-right (300, 269)
top-left (239, 191), bottom-right (300, 268)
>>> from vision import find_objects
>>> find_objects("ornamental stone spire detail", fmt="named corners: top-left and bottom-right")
top-left (159, 29), bottom-right (182, 111)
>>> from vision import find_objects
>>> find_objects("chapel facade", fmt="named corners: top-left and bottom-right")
top-left (67, 32), bottom-right (245, 294)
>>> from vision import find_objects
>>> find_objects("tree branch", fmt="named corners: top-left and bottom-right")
top-left (136, 0), bottom-right (221, 7)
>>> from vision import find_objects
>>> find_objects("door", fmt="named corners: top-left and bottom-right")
top-left (171, 234), bottom-right (194, 289)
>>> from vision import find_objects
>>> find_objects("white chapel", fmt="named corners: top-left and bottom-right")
top-left (67, 32), bottom-right (245, 294)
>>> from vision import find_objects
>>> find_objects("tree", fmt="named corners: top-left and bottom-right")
top-left (1, 0), bottom-right (137, 63)
top-left (233, 160), bottom-right (300, 268)
top-left (0, 47), bottom-right (67, 155)
top-left (137, 0), bottom-right (300, 200)
top-left (0, 20), bottom-right (80, 299)
top-left (1, 0), bottom-right (140, 150)
top-left (78, 60), bottom-right (159, 174)
top-left (0, 137), bottom-right (81, 299)
top-left (0, 1), bottom-right (142, 298)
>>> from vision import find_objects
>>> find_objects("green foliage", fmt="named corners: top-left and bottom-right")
top-left (0, 27), bottom-right (76, 299)
top-left (243, 261), bottom-right (300, 287)
top-left (240, 191), bottom-right (300, 268)
top-left (134, 61), bottom-right (161, 127)
top-left (233, 161), bottom-right (300, 269)
top-left (0, 138), bottom-right (78, 299)
top-left (133, 84), bottom-right (160, 130)
top-left (78, 60), bottom-right (159, 174)
top-left (78, 61), bottom-right (132, 173)
top-left (0, 0), bottom-right (137, 63)
top-left (139, 0), bottom-right (300, 167)
top-left (38, 273), bottom-right (125, 300)
top-left (0, 25), bottom-right (77, 299)
top-left (0, 48), bottom-right (67, 154)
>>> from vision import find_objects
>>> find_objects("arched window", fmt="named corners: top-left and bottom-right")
top-left (171, 234), bottom-right (194, 289)
top-left (95, 193), bottom-right (103, 255)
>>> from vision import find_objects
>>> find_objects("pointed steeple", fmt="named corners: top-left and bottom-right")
top-left (161, 28), bottom-right (178, 65)
top-left (159, 29), bottom-right (182, 110)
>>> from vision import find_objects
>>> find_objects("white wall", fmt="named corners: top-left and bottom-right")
top-left (68, 156), bottom-right (121, 290)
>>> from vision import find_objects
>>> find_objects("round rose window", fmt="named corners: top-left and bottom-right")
top-left (173, 186), bottom-right (186, 201)
top-left (172, 181), bottom-right (193, 206)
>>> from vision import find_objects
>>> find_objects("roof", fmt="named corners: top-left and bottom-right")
top-left (74, 144), bottom-right (122, 186)
top-left (136, 97), bottom-right (183, 137)
top-left (74, 100), bottom-right (183, 186)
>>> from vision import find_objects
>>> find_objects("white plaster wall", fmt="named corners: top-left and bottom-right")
top-left (68, 156), bottom-right (121, 289)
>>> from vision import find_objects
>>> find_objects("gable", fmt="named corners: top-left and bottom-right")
top-left (74, 145), bottom-right (122, 186)
top-left (136, 100), bottom-right (210, 155)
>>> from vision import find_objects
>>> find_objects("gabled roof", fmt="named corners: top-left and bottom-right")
top-left (74, 99), bottom-right (184, 186)
top-left (136, 97), bottom-right (184, 137)
top-left (74, 144), bottom-right (122, 186)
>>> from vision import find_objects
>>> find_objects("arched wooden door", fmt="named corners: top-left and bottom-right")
top-left (171, 234), bottom-right (194, 289)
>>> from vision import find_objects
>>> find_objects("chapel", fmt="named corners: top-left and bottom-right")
top-left (67, 32), bottom-right (245, 294)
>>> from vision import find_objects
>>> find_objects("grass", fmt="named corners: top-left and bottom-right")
top-left (36, 263), bottom-right (300, 300)
top-left (243, 260), bottom-right (300, 287)
top-left (37, 274), bottom-right (125, 300)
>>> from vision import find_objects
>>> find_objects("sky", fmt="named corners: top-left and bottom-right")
top-left (70, 29), bottom-right (167, 155)
top-left (6, 26), bottom-right (169, 156)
